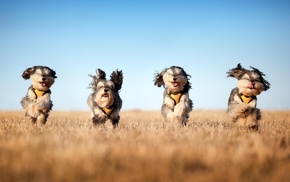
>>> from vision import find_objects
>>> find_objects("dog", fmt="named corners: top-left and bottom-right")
top-left (21, 66), bottom-right (57, 125)
top-left (154, 66), bottom-right (193, 125)
top-left (87, 68), bottom-right (123, 127)
top-left (227, 63), bottom-right (270, 130)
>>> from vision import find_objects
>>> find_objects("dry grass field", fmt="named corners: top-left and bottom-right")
top-left (1, 110), bottom-right (290, 182)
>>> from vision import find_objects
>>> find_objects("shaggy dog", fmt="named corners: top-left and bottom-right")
top-left (227, 63), bottom-right (270, 130)
top-left (154, 66), bottom-right (193, 125)
top-left (21, 66), bottom-right (57, 125)
top-left (87, 68), bottom-right (123, 127)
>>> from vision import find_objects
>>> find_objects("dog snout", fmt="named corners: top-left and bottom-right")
top-left (104, 88), bottom-right (109, 92)
top-left (250, 81), bottom-right (256, 86)
top-left (42, 77), bottom-right (46, 81)
top-left (173, 77), bottom-right (177, 81)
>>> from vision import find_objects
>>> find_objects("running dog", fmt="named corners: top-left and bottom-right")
top-left (227, 63), bottom-right (270, 130)
top-left (21, 66), bottom-right (57, 125)
top-left (154, 66), bottom-right (193, 125)
top-left (87, 68), bottom-right (123, 127)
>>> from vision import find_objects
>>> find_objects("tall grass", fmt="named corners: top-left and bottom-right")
top-left (0, 110), bottom-right (290, 182)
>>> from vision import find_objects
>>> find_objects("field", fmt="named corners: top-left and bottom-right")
top-left (1, 110), bottom-right (290, 182)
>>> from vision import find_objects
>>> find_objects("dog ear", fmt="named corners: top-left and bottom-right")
top-left (183, 81), bottom-right (192, 93)
top-left (154, 71), bottom-right (164, 87)
top-left (183, 71), bottom-right (192, 93)
top-left (88, 74), bottom-right (97, 90)
top-left (22, 66), bottom-right (36, 80)
top-left (227, 63), bottom-right (246, 79)
top-left (250, 66), bottom-right (271, 91)
top-left (110, 70), bottom-right (123, 91)
top-left (96, 69), bottom-right (106, 79)
top-left (49, 68), bottom-right (57, 78)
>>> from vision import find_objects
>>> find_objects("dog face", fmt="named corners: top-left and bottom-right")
top-left (89, 69), bottom-right (123, 108)
top-left (22, 66), bottom-right (57, 91)
top-left (227, 63), bottom-right (270, 96)
top-left (94, 80), bottom-right (115, 108)
top-left (154, 66), bottom-right (191, 94)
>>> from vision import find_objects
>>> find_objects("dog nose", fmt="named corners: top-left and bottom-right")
top-left (42, 77), bottom-right (46, 81)
top-left (173, 77), bottom-right (177, 81)
top-left (104, 88), bottom-right (108, 92)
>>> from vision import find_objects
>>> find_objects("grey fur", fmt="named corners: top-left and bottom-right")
top-left (227, 63), bottom-right (270, 130)
top-left (154, 66), bottom-right (193, 126)
top-left (21, 66), bottom-right (57, 125)
top-left (87, 69), bottom-right (123, 127)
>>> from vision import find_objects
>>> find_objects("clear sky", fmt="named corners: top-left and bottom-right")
top-left (1, 0), bottom-right (290, 111)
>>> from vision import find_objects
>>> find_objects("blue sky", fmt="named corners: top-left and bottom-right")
top-left (1, 0), bottom-right (290, 111)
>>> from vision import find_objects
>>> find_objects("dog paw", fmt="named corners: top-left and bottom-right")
top-left (249, 123), bottom-right (259, 131)
top-left (166, 113), bottom-right (176, 122)
top-left (111, 116), bottom-right (120, 128)
top-left (29, 117), bottom-right (37, 124)
top-left (245, 106), bottom-right (256, 115)
top-left (92, 115), bottom-right (107, 124)
top-left (181, 118), bottom-right (188, 126)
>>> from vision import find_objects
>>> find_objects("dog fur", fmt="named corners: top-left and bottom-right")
top-left (154, 66), bottom-right (193, 125)
top-left (87, 68), bottom-right (123, 127)
top-left (21, 66), bottom-right (57, 125)
top-left (227, 63), bottom-right (270, 130)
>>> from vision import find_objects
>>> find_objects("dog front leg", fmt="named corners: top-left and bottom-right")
top-left (245, 108), bottom-right (261, 130)
top-left (161, 104), bottom-right (175, 122)
top-left (111, 116), bottom-right (120, 128)
top-left (174, 100), bottom-right (191, 124)
top-left (25, 102), bottom-right (40, 119)
top-left (227, 102), bottom-right (249, 122)
top-left (92, 115), bottom-right (107, 125)
top-left (27, 116), bottom-right (37, 124)
top-left (36, 113), bottom-right (48, 125)
top-left (36, 95), bottom-right (52, 111)
top-left (174, 101), bottom-right (191, 117)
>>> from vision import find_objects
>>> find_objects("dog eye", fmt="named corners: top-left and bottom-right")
top-left (35, 73), bottom-right (52, 77)
top-left (34, 73), bottom-right (42, 76)
top-left (241, 78), bottom-right (250, 81)
top-left (97, 85), bottom-right (104, 89)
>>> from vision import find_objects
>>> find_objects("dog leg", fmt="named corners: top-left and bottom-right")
top-left (161, 105), bottom-right (175, 122)
top-left (28, 116), bottom-right (37, 124)
top-left (181, 115), bottom-right (189, 126)
top-left (228, 103), bottom-right (249, 122)
top-left (245, 108), bottom-right (261, 130)
top-left (174, 101), bottom-right (191, 126)
top-left (175, 116), bottom-right (189, 126)
top-left (36, 113), bottom-right (47, 125)
top-left (92, 115), bottom-right (107, 125)
top-left (111, 116), bottom-right (120, 128)
top-left (25, 103), bottom-right (40, 119)
top-left (232, 106), bottom-right (261, 130)
top-left (23, 103), bottom-right (38, 124)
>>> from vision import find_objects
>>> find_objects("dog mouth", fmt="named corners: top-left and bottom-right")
top-left (39, 82), bottom-right (47, 87)
top-left (172, 82), bottom-right (179, 87)
top-left (102, 93), bottom-right (109, 97)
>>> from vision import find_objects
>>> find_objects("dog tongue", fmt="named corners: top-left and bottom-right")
top-left (172, 82), bottom-right (178, 87)
top-left (40, 82), bottom-right (47, 87)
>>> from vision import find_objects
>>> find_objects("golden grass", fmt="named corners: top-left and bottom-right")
top-left (1, 110), bottom-right (290, 182)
